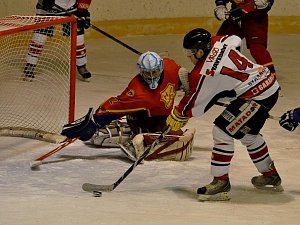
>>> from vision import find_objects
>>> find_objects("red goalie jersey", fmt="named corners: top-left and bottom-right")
top-left (94, 57), bottom-right (181, 129)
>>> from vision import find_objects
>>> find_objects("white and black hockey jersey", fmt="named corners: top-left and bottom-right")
top-left (36, 0), bottom-right (77, 15)
top-left (176, 35), bottom-right (280, 118)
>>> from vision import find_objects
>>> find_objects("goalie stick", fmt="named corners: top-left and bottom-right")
top-left (30, 137), bottom-right (79, 169)
top-left (82, 126), bottom-right (171, 193)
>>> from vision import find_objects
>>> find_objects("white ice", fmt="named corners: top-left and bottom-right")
top-left (0, 33), bottom-right (300, 225)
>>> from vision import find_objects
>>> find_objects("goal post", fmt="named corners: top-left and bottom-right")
top-left (0, 15), bottom-right (77, 143)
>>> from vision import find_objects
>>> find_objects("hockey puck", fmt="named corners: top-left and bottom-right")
top-left (93, 191), bottom-right (102, 197)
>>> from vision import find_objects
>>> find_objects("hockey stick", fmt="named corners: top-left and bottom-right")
top-left (88, 24), bottom-right (170, 57)
top-left (30, 137), bottom-right (79, 170)
top-left (89, 24), bottom-right (142, 55)
top-left (82, 126), bottom-right (171, 193)
top-left (228, 1), bottom-right (254, 14)
top-left (225, 1), bottom-right (255, 20)
top-left (268, 114), bottom-right (280, 121)
top-left (54, 4), bottom-right (142, 55)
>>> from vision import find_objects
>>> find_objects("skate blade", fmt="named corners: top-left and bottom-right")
top-left (79, 77), bottom-right (90, 82)
top-left (253, 184), bottom-right (284, 192)
top-left (198, 192), bottom-right (230, 201)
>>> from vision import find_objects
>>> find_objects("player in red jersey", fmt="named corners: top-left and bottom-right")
top-left (213, 0), bottom-right (276, 77)
top-left (166, 28), bottom-right (282, 200)
top-left (61, 51), bottom-right (195, 161)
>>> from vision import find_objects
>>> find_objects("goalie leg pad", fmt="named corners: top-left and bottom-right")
top-left (133, 128), bottom-right (196, 161)
top-left (90, 134), bottom-right (131, 148)
top-left (214, 99), bottom-right (269, 139)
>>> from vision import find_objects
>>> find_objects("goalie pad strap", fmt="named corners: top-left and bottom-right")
top-left (145, 138), bottom-right (192, 161)
top-left (89, 118), bottom-right (132, 147)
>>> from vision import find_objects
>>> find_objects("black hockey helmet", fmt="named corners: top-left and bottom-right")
top-left (183, 28), bottom-right (212, 58)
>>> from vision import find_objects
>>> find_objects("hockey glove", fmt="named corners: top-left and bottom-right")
top-left (254, 0), bottom-right (269, 9)
top-left (214, 5), bottom-right (228, 21)
top-left (279, 108), bottom-right (300, 131)
top-left (41, 0), bottom-right (55, 10)
top-left (166, 109), bottom-right (189, 131)
top-left (61, 108), bottom-right (97, 141)
top-left (76, 10), bottom-right (91, 29)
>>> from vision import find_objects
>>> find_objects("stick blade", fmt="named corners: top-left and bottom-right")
top-left (82, 183), bottom-right (114, 192)
top-left (268, 114), bottom-right (280, 121)
top-left (30, 160), bottom-right (42, 170)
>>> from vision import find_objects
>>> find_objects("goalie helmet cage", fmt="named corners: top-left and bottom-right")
top-left (0, 15), bottom-right (76, 143)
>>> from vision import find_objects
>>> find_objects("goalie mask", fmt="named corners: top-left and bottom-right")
top-left (183, 28), bottom-right (212, 60)
top-left (137, 51), bottom-right (164, 90)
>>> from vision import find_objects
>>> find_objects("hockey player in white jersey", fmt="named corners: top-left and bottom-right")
top-left (166, 28), bottom-right (282, 201)
top-left (24, 0), bottom-right (92, 81)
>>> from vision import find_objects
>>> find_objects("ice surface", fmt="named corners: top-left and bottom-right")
top-left (0, 33), bottom-right (300, 225)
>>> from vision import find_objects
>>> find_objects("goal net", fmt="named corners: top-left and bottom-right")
top-left (0, 15), bottom-right (76, 143)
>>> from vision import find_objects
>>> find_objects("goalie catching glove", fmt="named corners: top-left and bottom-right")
top-left (61, 108), bottom-right (98, 141)
top-left (166, 109), bottom-right (189, 131)
top-left (279, 107), bottom-right (300, 131)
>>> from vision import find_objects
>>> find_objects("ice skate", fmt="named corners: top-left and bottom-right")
top-left (77, 64), bottom-right (91, 82)
top-left (197, 178), bottom-right (231, 201)
top-left (23, 63), bottom-right (36, 81)
top-left (251, 162), bottom-right (284, 192)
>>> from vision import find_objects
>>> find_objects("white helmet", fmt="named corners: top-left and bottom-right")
top-left (137, 51), bottom-right (164, 89)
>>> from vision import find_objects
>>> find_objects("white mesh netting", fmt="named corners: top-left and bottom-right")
top-left (0, 15), bottom-right (76, 142)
